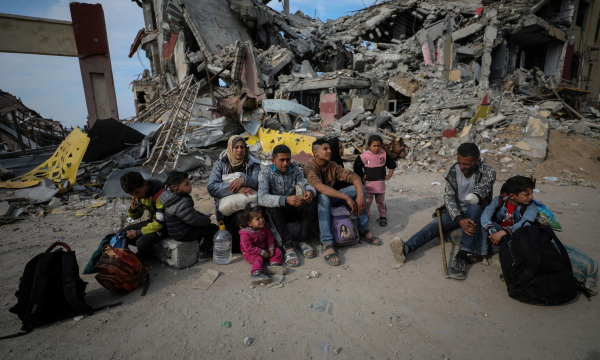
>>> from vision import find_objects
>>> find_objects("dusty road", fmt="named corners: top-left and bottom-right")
top-left (1, 170), bottom-right (599, 360)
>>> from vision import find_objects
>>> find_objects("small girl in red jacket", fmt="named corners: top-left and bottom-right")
top-left (238, 206), bottom-right (286, 285)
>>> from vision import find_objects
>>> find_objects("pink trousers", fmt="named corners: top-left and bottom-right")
top-left (243, 248), bottom-right (283, 274)
top-left (366, 192), bottom-right (387, 218)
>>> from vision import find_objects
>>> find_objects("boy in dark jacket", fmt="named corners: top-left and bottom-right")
top-left (160, 171), bottom-right (218, 261)
top-left (119, 171), bottom-right (168, 259)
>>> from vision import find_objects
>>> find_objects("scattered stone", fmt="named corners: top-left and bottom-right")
top-left (333, 347), bottom-right (343, 355)
top-left (48, 197), bottom-right (62, 207)
top-left (243, 337), bottom-right (253, 346)
top-left (0, 201), bottom-right (14, 217)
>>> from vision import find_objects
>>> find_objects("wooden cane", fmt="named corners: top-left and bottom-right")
top-left (436, 209), bottom-right (449, 278)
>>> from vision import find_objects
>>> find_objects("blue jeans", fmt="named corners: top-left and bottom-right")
top-left (405, 204), bottom-right (487, 255)
top-left (317, 185), bottom-right (369, 245)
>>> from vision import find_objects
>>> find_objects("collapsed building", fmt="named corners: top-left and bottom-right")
top-left (0, 0), bottom-right (599, 267)
top-left (3, 0), bottom-right (600, 202)
top-left (0, 90), bottom-right (67, 154)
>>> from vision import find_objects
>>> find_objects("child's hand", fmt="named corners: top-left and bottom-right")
top-left (286, 195), bottom-right (303, 207)
top-left (130, 198), bottom-right (139, 210)
top-left (489, 231), bottom-right (506, 245)
top-left (262, 251), bottom-right (270, 259)
top-left (268, 249), bottom-right (274, 258)
top-left (303, 190), bottom-right (313, 204)
top-left (125, 230), bottom-right (137, 239)
top-left (385, 174), bottom-right (392, 181)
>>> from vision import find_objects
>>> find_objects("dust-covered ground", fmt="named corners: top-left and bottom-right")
top-left (1, 153), bottom-right (600, 359)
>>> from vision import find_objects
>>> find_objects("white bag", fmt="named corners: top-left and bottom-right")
top-left (219, 193), bottom-right (258, 216)
top-left (218, 172), bottom-right (257, 216)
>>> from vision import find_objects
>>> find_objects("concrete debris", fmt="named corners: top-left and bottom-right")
top-left (2, 0), bottom-right (600, 214)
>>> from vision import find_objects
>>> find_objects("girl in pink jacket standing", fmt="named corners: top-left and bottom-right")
top-left (353, 135), bottom-right (397, 227)
top-left (238, 206), bottom-right (285, 285)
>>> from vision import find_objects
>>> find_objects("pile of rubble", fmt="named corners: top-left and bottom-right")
top-left (125, 0), bottom-right (599, 172)
top-left (2, 0), bottom-right (600, 223)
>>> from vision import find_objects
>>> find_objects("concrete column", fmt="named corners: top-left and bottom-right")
top-left (70, 3), bottom-right (119, 128)
top-left (479, 26), bottom-right (498, 89)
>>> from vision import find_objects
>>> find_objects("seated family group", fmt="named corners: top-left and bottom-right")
top-left (118, 135), bottom-right (538, 285)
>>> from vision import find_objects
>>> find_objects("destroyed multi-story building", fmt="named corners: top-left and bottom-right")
top-left (568, 0), bottom-right (600, 97)
top-left (129, 0), bottom-right (599, 115)
top-left (123, 0), bottom-right (600, 175)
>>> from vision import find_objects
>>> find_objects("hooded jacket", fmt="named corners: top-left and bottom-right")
top-left (443, 161), bottom-right (496, 223)
top-left (126, 179), bottom-right (166, 237)
top-left (159, 189), bottom-right (212, 240)
top-left (258, 163), bottom-right (316, 208)
top-left (207, 151), bottom-right (261, 218)
top-left (239, 226), bottom-right (275, 256)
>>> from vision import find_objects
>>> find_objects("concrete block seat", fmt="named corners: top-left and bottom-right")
top-left (153, 238), bottom-right (199, 269)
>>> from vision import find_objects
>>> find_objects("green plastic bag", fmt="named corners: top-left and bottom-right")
top-left (532, 199), bottom-right (562, 232)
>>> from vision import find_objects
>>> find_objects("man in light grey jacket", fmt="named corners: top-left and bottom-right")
top-left (258, 145), bottom-right (317, 267)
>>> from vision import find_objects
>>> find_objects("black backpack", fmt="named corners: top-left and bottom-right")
top-left (1, 242), bottom-right (119, 340)
top-left (499, 224), bottom-right (589, 305)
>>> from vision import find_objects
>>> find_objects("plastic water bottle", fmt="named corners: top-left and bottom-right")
top-left (213, 222), bottom-right (232, 264)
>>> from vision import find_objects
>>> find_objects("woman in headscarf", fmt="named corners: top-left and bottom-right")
top-left (326, 137), bottom-right (352, 190)
top-left (208, 135), bottom-right (261, 252)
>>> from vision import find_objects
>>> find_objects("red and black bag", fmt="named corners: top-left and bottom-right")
top-left (95, 245), bottom-right (149, 295)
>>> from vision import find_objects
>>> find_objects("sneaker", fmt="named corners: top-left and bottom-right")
top-left (389, 238), bottom-right (406, 265)
top-left (448, 255), bottom-right (467, 280)
top-left (265, 265), bottom-right (287, 275)
top-left (250, 272), bottom-right (272, 285)
top-left (378, 217), bottom-right (387, 227)
top-left (197, 251), bottom-right (212, 263)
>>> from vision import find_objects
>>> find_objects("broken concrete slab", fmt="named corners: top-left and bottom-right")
top-left (0, 201), bottom-right (14, 217)
top-left (524, 116), bottom-right (549, 138)
top-left (452, 23), bottom-right (484, 42)
top-left (262, 99), bottom-right (312, 117)
top-left (539, 101), bottom-right (563, 113)
top-left (519, 116), bottom-right (550, 162)
top-left (334, 106), bottom-right (365, 128)
top-left (483, 114), bottom-right (508, 127)
top-left (12, 179), bottom-right (60, 204)
top-left (519, 138), bottom-right (548, 162)
top-left (448, 114), bottom-right (461, 129)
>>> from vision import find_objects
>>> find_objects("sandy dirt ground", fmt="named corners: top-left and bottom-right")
top-left (1, 135), bottom-right (600, 359)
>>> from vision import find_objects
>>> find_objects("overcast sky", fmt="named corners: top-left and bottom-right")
top-left (0, 0), bottom-right (367, 128)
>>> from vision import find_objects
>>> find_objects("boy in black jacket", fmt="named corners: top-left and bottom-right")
top-left (160, 171), bottom-right (218, 261)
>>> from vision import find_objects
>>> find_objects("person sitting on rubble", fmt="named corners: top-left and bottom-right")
top-left (160, 171), bottom-right (218, 262)
top-left (304, 139), bottom-right (382, 266)
top-left (394, 143), bottom-right (496, 280)
top-left (353, 134), bottom-right (397, 227)
top-left (481, 176), bottom-right (538, 247)
top-left (118, 171), bottom-right (168, 260)
top-left (258, 144), bottom-right (317, 267)
top-left (207, 135), bottom-right (261, 253)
